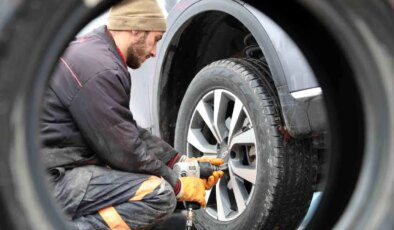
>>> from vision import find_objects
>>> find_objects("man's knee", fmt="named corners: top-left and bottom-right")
top-left (161, 179), bottom-right (177, 211)
top-left (150, 177), bottom-right (177, 216)
top-left (128, 176), bottom-right (176, 213)
top-left (124, 176), bottom-right (176, 224)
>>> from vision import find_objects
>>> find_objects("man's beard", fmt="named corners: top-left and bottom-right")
top-left (126, 36), bottom-right (148, 69)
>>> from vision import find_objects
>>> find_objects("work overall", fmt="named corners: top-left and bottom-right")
top-left (48, 165), bottom-right (176, 229)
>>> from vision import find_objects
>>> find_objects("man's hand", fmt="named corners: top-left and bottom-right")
top-left (176, 177), bottom-right (206, 207)
top-left (182, 156), bottom-right (225, 190)
top-left (202, 170), bottom-right (224, 190)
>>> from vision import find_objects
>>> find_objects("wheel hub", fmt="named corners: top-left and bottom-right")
top-left (217, 142), bottom-right (230, 161)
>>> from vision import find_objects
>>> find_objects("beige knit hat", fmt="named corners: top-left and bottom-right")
top-left (107, 0), bottom-right (166, 32)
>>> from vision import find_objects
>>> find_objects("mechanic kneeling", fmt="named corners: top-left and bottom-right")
top-left (40, 0), bottom-right (223, 229)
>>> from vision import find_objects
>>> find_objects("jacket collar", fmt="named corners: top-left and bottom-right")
top-left (93, 25), bottom-right (127, 68)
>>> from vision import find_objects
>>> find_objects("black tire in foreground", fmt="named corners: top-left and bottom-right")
top-left (0, 0), bottom-right (393, 229)
top-left (0, 0), bottom-right (116, 229)
top-left (174, 58), bottom-right (314, 229)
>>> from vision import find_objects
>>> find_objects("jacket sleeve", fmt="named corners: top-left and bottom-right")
top-left (136, 126), bottom-right (180, 165)
top-left (68, 69), bottom-right (179, 188)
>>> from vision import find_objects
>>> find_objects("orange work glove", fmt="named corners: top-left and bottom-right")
top-left (196, 157), bottom-right (225, 166)
top-left (176, 177), bottom-right (206, 207)
top-left (183, 156), bottom-right (225, 166)
top-left (202, 170), bottom-right (224, 190)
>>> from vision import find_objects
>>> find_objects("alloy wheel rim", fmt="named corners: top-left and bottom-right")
top-left (186, 89), bottom-right (258, 221)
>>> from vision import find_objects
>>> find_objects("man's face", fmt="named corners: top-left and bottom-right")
top-left (126, 31), bottom-right (163, 69)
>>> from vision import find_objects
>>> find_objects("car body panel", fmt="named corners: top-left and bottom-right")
top-left (245, 3), bottom-right (319, 92)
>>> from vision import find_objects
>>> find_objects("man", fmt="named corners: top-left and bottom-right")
top-left (40, 0), bottom-right (224, 229)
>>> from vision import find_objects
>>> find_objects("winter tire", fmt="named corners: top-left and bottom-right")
top-left (174, 58), bottom-right (314, 229)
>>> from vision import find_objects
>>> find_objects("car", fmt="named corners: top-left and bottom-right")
top-left (0, 0), bottom-right (393, 229)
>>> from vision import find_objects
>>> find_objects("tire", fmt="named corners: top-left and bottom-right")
top-left (174, 58), bottom-right (314, 229)
top-left (0, 0), bottom-right (114, 229)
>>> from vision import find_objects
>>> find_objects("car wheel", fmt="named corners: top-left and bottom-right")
top-left (174, 58), bottom-right (314, 229)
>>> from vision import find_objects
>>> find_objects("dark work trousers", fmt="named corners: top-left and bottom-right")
top-left (49, 165), bottom-right (177, 230)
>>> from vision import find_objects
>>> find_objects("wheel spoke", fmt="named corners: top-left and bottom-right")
top-left (205, 186), bottom-right (213, 202)
top-left (228, 98), bottom-right (244, 143)
top-left (187, 129), bottom-right (217, 154)
top-left (216, 182), bottom-right (231, 221)
top-left (229, 166), bottom-right (248, 212)
top-left (213, 90), bottom-right (228, 142)
top-left (229, 128), bottom-right (256, 149)
top-left (196, 101), bottom-right (221, 142)
top-left (229, 161), bottom-right (257, 184)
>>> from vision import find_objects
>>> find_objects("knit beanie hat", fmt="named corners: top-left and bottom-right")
top-left (107, 0), bottom-right (166, 32)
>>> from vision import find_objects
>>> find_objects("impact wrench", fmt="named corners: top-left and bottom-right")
top-left (173, 161), bottom-right (228, 230)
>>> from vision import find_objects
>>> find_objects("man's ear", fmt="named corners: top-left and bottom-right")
top-left (132, 30), bottom-right (149, 39)
top-left (129, 30), bottom-right (145, 43)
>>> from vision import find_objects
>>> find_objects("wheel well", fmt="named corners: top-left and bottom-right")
top-left (158, 11), bottom-right (257, 144)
